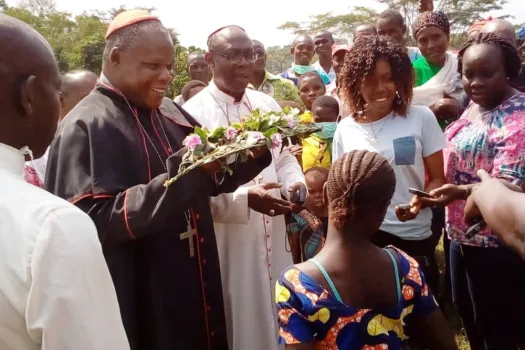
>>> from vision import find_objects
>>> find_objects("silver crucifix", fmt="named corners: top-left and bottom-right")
top-left (180, 223), bottom-right (196, 257)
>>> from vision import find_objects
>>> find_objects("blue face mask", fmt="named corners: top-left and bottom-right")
top-left (292, 64), bottom-right (316, 75)
top-left (314, 122), bottom-right (337, 140)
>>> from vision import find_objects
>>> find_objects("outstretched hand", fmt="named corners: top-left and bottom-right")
top-left (248, 182), bottom-right (295, 216)
top-left (395, 195), bottom-right (423, 222)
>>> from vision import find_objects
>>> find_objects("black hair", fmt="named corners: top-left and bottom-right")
top-left (181, 80), bottom-right (207, 101)
top-left (312, 95), bottom-right (339, 115)
top-left (353, 23), bottom-right (377, 37)
top-left (60, 70), bottom-right (97, 94)
top-left (298, 71), bottom-right (323, 87)
top-left (341, 35), bottom-right (414, 117)
top-left (458, 32), bottom-right (521, 80)
top-left (378, 9), bottom-right (405, 27)
top-left (305, 166), bottom-right (330, 181)
top-left (103, 20), bottom-right (166, 63)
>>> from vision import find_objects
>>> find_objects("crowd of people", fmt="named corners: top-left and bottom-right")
top-left (1, 3), bottom-right (525, 350)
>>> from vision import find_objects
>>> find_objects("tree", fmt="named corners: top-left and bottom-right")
top-left (2, 0), bottom-right (193, 97)
top-left (278, 7), bottom-right (379, 40)
top-left (278, 0), bottom-right (510, 45)
top-left (378, 0), bottom-right (509, 46)
top-left (266, 46), bottom-right (292, 74)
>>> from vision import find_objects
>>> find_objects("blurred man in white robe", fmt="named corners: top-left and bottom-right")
top-left (183, 26), bottom-right (306, 350)
top-left (0, 13), bottom-right (128, 350)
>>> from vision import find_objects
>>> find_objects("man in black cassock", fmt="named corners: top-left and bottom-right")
top-left (45, 10), bottom-right (271, 350)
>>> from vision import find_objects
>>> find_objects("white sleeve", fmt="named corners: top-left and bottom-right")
top-left (210, 187), bottom-right (251, 224)
top-left (26, 208), bottom-right (130, 350)
top-left (419, 107), bottom-right (447, 157)
top-left (275, 149), bottom-right (305, 199)
top-left (332, 123), bottom-right (345, 162)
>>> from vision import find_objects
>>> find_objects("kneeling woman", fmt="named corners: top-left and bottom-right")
top-left (275, 150), bottom-right (456, 349)
top-left (332, 35), bottom-right (446, 294)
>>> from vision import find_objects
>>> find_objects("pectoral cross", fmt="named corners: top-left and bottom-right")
top-left (180, 223), bottom-right (196, 257)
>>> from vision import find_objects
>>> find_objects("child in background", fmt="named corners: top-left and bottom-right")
top-left (298, 72), bottom-right (326, 111)
top-left (276, 150), bottom-right (457, 349)
top-left (301, 95), bottom-right (339, 171)
top-left (180, 80), bottom-right (207, 104)
top-left (286, 167), bottom-right (329, 264)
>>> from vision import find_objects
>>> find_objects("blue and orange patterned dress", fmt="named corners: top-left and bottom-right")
top-left (275, 247), bottom-right (437, 349)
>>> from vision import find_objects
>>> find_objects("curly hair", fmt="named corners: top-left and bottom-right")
top-left (327, 150), bottom-right (396, 230)
top-left (340, 35), bottom-right (414, 118)
top-left (458, 32), bottom-right (522, 80)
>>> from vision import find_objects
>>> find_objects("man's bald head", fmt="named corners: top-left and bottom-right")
top-left (60, 70), bottom-right (97, 120)
top-left (0, 13), bottom-right (61, 157)
top-left (481, 19), bottom-right (517, 45)
top-left (205, 26), bottom-right (254, 96)
top-left (207, 25), bottom-right (247, 51)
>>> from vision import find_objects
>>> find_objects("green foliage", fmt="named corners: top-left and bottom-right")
top-left (277, 7), bottom-right (379, 39)
top-left (278, 0), bottom-right (510, 45)
top-left (266, 46), bottom-right (292, 74)
top-left (1, 0), bottom-right (194, 98)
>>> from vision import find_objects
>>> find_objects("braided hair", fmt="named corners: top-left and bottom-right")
top-left (458, 32), bottom-right (521, 80)
top-left (340, 35), bottom-right (414, 118)
top-left (327, 150), bottom-right (396, 230)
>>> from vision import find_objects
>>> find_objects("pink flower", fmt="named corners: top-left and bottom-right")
top-left (226, 126), bottom-right (238, 140)
top-left (246, 131), bottom-right (265, 145)
top-left (182, 134), bottom-right (202, 151)
top-left (283, 114), bottom-right (295, 128)
top-left (271, 133), bottom-right (282, 149)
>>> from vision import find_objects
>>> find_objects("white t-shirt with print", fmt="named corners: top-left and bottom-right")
top-left (332, 105), bottom-right (446, 240)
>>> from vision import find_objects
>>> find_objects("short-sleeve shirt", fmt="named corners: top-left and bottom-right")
top-left (276, 247), bottom-right (438, 348)
top-left (332, 105), bottom-right (446, 239)
top-left (444, 93), bottom-right (525, 247)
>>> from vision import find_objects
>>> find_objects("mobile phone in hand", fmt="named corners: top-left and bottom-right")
top-left (408, 188), bottom-right (432, 198)
top-left (465, 218), bottom-right (487, 239)
top-left (291, 186), bottom-right (307, 205)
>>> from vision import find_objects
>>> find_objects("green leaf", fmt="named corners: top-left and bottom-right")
top-left (194, 127), bottom-right (209, 142)
top-left (263, 127), bottom-right (278, 138)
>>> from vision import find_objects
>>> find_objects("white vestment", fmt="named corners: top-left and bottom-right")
top-left (183, 82), bottom-right (305, 350)
top-left (0, 143), bottom-right (129, 350)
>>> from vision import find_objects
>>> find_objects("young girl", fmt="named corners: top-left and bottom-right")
top-left (297, 72), bottom-right (326, 111)
top-left (276, 150), bottom-right (456, 349)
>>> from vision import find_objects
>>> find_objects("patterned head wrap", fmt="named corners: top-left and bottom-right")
top-left (412, 11), bottom-right (450, 39)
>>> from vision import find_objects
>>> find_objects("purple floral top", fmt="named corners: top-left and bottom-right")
top-left (444, 94), bottom-right (525, 247)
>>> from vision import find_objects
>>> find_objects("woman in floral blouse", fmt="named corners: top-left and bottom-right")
top-left (420, 33), bottom-right (525, 349)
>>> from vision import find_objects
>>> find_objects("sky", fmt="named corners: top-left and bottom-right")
top-left (7, 0), bottom-right (525, 49)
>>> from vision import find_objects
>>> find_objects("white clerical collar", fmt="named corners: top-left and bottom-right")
top-left (208, 80), bottom-right (248, 105)
top-left (0, 143), bottom-right (25, 177)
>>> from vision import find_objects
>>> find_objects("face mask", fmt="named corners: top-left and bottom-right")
top-left (292, 64), bottom-right (316, 75)
top-left (20, 145), bottom-right (44, 181)
top-left (314, 122), bottom-right (337, 140)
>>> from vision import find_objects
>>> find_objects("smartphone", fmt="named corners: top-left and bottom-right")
top-left (465, 218), bottom-right (487, 239)
top-left (290, 186), bottom-right (307, 205)
top-left (408, 188), bottom-right (432, 198)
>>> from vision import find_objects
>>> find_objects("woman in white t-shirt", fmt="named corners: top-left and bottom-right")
top-left (333, 35), bottom-right (446, 297)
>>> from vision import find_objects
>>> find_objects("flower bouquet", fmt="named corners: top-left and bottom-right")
top-left (164, 107), bottom-right (321, 187)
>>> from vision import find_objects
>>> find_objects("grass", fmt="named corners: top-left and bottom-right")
top-left (435, 237), bottom-right (471, 350)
